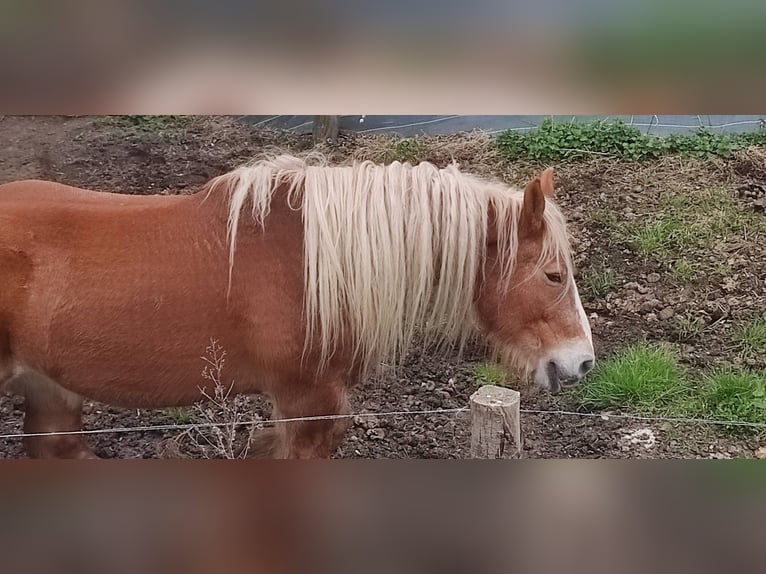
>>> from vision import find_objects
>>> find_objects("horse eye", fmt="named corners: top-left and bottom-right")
top-left (545, 272), bottom-right (563, 284)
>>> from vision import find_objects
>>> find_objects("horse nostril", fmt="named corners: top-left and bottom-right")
top-left (580, 359), bottom-right (594, 375)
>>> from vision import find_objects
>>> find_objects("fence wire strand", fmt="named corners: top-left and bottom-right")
top-left (0, 404), bottom-right (764, 441)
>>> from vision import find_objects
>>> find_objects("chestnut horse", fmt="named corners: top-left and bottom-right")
top-left (0, 154), bottom-right (594, 459)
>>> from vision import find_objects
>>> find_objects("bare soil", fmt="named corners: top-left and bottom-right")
top-left (0, 115), bottom-right (764, 459)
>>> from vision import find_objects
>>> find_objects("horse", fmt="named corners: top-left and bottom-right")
top-left (0, 153), bottom-right (594, 459)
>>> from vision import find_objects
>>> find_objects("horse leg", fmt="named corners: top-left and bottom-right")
top-left (271, 378), bottom-right (352, 459)
top-left (17, 373), bottom-right (98, 459)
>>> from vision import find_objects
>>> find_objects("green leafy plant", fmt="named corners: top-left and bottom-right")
top-left (496, 118), bottom-right (766, 162)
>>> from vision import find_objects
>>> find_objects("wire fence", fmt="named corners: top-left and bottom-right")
top-left (240, 115), bottom-right (766, 138)
top-left (1, 404), bottom-right (764, 441)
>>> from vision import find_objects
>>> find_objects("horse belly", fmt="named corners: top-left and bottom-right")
top-left (13, 251), bottom-right (263, 407)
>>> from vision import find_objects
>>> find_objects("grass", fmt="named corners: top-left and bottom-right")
top-left (669, 258), bottom-right (695, 283)
top-left (616, 187), bottom-right (764, 272)
top-left (581, 263), bottom-right (618, 299)
top-left (473, 362), bottom-right (508, 386)
top-left (573, 342), bottom-right (689, 414)
top-left (735, 318), bottom-right (766, 359)
top-left (571, 342), bottom-right (766, 432)
top-left (693, 368), bottom-right (766, 432)
top-left (496, 117), bottom-right (766, 162)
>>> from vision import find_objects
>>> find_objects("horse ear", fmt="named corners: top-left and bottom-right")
top-left (539, 167), bottom-right (555, 197)
top-left (520, 176), bottom-right (546, 236)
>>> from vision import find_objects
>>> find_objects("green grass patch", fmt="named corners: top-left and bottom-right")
top-left (573, 343), bottom-right (689, 414)
top-left (571, 342), bottom-right (766, 433)
top-left (496, 117), bottom-right (766, 162)
top-left (735, 318), bottom-right (766, 359)
top-left (693, 368), bottom-right (766, 431)
top-left (581, 263), bottom-right (617, 300)
top-left (669, 258), bottom-right (696, 283)
top-left (473, 362), bottom-right (508, 386)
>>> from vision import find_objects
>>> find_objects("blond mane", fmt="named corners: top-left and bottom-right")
top-left (210, 153), bottom-right (573, 374)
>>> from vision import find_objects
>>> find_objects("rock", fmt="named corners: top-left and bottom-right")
top-left (646, 313), bottom-right (658, 323)
top-left (637, 285), bottom-right (651, 295)
top-left (658, 307), bottom-right (675, 321)
top-left (367, 428), bottom-right (386, 440)
top-left (639, 299), bottom-right (661, 313)
top-left (756, 446), bottom-right (766, 459)
top-left (647, 273), bottom-right (661, 283)
top-left (624, 281), bottom-right (640, 291)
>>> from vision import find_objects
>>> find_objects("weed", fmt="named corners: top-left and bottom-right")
top-left (174, 340), bottom-right (261, 459)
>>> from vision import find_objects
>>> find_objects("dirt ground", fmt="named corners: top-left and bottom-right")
top-left (0, 115), bottom-right (763, 459)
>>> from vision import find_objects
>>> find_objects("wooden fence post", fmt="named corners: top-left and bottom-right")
top-left (312, 115), bottom-right (339, 145)
top-left (470, 385), bottom-right (521, 459)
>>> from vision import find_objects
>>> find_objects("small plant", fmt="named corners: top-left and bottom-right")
top-left (572, 342), bottom-right (689, 414)
top-left (735, 318), bottom-right (766, 359)
top-left (669, 258), bottom-right (695, 283)
top-left (674, 312), bottom-right (707, 342)
top-left (175, 339), bottom-right (262, 459)
top-left (473, 362), bottom-right (508, 386)
top-left (582, 263), bottom-right (617, 299)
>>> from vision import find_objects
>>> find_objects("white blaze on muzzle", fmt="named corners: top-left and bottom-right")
top-left (535, 279), bottom-right (595, 392)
